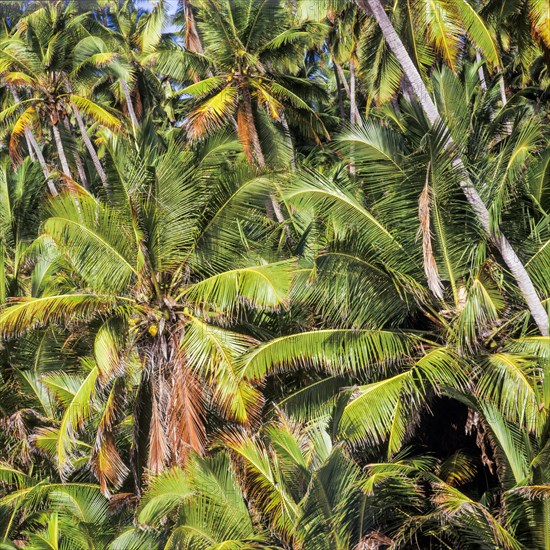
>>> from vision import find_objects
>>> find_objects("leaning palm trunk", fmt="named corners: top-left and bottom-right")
top-left (26, 129), bottom-right (57, 195)
top-left (22, 131), bottom-right (56, 193)
top-left (9, 87), bottom-right (56, 193)
top-left (333, 63), bottom-right (346, 120)
top-left (73, 107), bottom-right (107, 186)
top-left (64, 79), bottom-right (108, 187)
top-left (349, 59), bottom-right (361, 124)
top-left (121, 79), bottom-right (140, 129)
top-left (475, 49), bottom-right (488, 91)
top-left (51, 120), bottom-right (72, 179)
top-left (357, 0), bottom-right (548, 336)
top-left (24, 132), bottom-right (35, 162)
top-left (238, 84), bottom-right (288, 230)
top-left (334, 61), bottom-right (361, 124)
top-left (63, 116), bottom-right (88, 189)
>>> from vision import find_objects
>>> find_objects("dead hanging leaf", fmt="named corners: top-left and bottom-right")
top-left (418, 162), bottom-right (444, 299)
top-left (167, 353), bottom-right (207, 466)
top-left (90, 379), bottom-right (128, 496)
top-left (91, 431), bottom-right (129, 497)
top-left (183, 0), bottom-right (203, 55)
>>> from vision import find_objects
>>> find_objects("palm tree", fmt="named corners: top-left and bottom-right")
top-left (156, 0), bottom-right (327, 168)
top-left (0, 2), bottom-right (123, 187)
top-left (355, 0), bottom-right (549, 336)
top-left (0, 461), bottom-right (120, 548)
top-left (0, 159), bottom-right (45, 303)
top-left (375, 335), bottom-right (550, 548)
top-left (0, 130), bottom-right (295, 495)
top-left (84, 0), bottom-right (170, 131)
top-left (246, 65), bottom-right (549, 452)
top-left (116, 415), bottom-right (364, 549)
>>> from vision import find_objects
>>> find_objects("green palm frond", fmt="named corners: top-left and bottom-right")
top-left (238, 329), bottom-right (410, 380)
top-left (477, 352), bottom-right (543, 433)
top-left (183, 260), bottom-right (295, 311)
top-left (41, 365), bottom-right (99, 478)
top-left (0, 294), bottom-right (116, 337)
top-left (69, 95), bottom-right (122, 131)
top-left (183, 315), bottom-right (259, 422)
top-left (44, 193), bottom-right (138, 293)
top-left (339, 347), bottom-right (467, 452)
top-left (137, 467), bottom-right (193, 526)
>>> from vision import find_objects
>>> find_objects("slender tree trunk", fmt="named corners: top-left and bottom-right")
top-left (335, 62), bottom-right (351, 97)
top-left (73, 106), bottom-right (107, 186)
top-left (51, 120), bottom-right (72, 179)
top-left (24, 132), bottom-right (35, 162)
top-left (335, 60), bottom-right (360, 123)
top-left (26, 129), bottom-right (57, 196)
top-left (240, 84), bottom-right (266, 168)
top-left (349, 59), bottom-right (360, 124)
top-left (333, 63), bottom-right (346, 121)
top-left (239, 84), bottom-right (288, 230)
top-left (63, 116), bottom-right (88, 189)
top-left (8, 87), bottom-right (56, 192)
top-left (64, 79), bottom-right (108, 187)
top-left (357, 0), bottom-right (549, 335)
top-left (475, 49), bottom-right (487, 91)
top-left (121, 79), bottom-right (140, 129)
top-left (498, 69), bottom-right (508, 106)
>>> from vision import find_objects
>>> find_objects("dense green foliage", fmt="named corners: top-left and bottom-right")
top-left (0, 0), bottom-right (548, 548)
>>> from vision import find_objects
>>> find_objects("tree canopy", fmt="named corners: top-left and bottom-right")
top-left (0, 1), bottom-right (548, 548)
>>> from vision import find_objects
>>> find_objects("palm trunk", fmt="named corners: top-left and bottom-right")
top-left (8, 87), bottom-right (56, 192)
top-left (335, 62), bottom-right (351, 98)
top-left (51, 121), bottom-right (72, 179)
top-left (497, 69), bottom-right (513, 134)
top-left (24, 132), bottom-right (35, 162)
top-left (498, 70), bottom-right (508, 106)
top-left (333, 63), bottom-right (346, 121)
top-left (121, 79), bottom-right (139, 129)
top-left (239, 84), bottom-right (288, 230)
top-left (349, 59), bottom-right (360, 124)
top-left (240, 84), bottom-right (266, 168)
top-left (25, 129), bottom-right (57, 196)
top-left (357, 0), bottom-right (549, 336)
top-left (63, 116), bottom-right (88, 189)
top-left (64, 79), bottom-right (108, 187)
top-left (475, 49), bottom-right (487, 91)
top-left (73, 106), bottom-right (107, 186)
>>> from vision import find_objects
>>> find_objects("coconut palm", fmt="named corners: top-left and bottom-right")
top-left (0, 2), bottom-right (123, 188)
top-left (76, 0), bottom-right (170, 131)
top-left (355, 0), bottom-right (548, 336)
top-left (156, 0), bottom-right (328, 168)
top-left (244, 65), bottom-right (549, 454)
top-left (0, 460), bottom-right (122, 548)
top-left (0, 129), bottom-right (296, 495)
top-left (0, 2), bottom-right (548, 548)
top-left (114, 415), bottom-right (365, 549)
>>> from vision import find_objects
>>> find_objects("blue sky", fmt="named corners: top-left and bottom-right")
top-left (137, 0), bottom-right (179, 16)
top-left (137, 0), bottom-right (179, 32)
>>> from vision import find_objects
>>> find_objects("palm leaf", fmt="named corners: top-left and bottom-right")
top-left (183, 260), bottom-right (294, 311)
top-left (237, 329), bottom-right (410, 380)
top-left (0, 294), bottom-right (116, 337)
